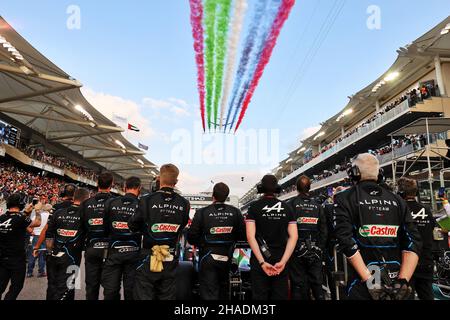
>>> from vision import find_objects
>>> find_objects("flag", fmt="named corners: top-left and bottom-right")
top-left (128, 123), bottom-right (140, 132)
top-left (138, 143), bottom-right (149, 151)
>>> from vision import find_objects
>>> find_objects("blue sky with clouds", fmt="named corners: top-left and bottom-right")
top-left (2, 0), bottom-right (450, 195)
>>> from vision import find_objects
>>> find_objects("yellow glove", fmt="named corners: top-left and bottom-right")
top-left (150, 245), bottom-right (171, 273)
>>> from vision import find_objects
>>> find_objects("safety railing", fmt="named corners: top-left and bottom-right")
top-left (280, 100), bottom-right (411, 185)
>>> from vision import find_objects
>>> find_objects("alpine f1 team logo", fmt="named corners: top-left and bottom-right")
top-left (57, 229), bottom-right (78, 237)
top-left (210, 226), bottom-right (233, 234)
top-left (359, 225), bottom-right (399, 238)
top-left (151, 223), bottom-right (180, 233)
top-left (88, 218), bottom-right (103, 226)
top-left (298, 217), bottom-right (318, 224)
top-left (112, 221), bottom-right (129, 230)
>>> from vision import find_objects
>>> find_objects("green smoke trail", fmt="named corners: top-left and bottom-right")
top-left (204, 0), bottom-right (217, 130)
top-left (212, 0), bottom-right (232, 130)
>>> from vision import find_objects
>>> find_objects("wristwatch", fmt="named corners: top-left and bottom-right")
top-left (260, 261), bottom-right (265, 266)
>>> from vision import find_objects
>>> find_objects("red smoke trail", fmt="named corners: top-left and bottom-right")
top-left (234, 0), bottom-right (295, 132)
top-left (189, 0), bottom-right (206, 131)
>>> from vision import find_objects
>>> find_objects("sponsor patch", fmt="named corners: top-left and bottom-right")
top-left (88, 218), bottom-right (103, 226)
top-left (57, 229), bottom-right (78, 237)
top-left (112, 221), bottom-right (129, 230)
top-left (210, 226), bottom-right (233, 234)
top-left (359, 225), bottom-right (399, 238)
top-left (151, 223), bottom-right (180, 233)
top-left (298, 217), bottom-right (318, 224)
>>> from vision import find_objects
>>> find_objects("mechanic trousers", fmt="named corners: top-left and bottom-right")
top-left (410, 275), bottom-right (434, 300)
top-left (101, 249), bottom-right (140, 300)
top-left (0, 256), bottom-right (26, 300)
top-left (133, 255), bottom-right (178, 300)
top-left (198, 254), bottom-right (230, 300)
top-left (46, 253), bottom-right (81, 301)
top-left (250, 256), bottom-right (289, 300)
top-left (84, 247), bottom-right (106, 300)
top-left (289, 255), bottom-right (325, 300)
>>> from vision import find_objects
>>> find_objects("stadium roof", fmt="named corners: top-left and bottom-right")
top-left (0, 17), bottom-right (158, 186)
top-left (390, 117), bottom-right (450, 136)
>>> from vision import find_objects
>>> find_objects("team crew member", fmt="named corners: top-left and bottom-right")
top-left (54, 184), bottom-right (76, 211)
top-left (287, 175), bottom-right (327, 300)
top-left (334, 154), bottom-right (422, 300)
top-left (187, 183), bottom-right (245, 300)
top-left (0, 194), bottom-right (41, 300)
top-left (102, 177), bottom-right (142, 300)
top-left (46, 188), bottom-right (89, 300)
top-left (246, 175), bottom-right (298, 300)
top-left (129, 164), bottom-right (190, 300)
top-left (323, 186), bottom-right (348, 300)
top-left (33, 184), bottom-right (76, 255)
top-left (81, 172), bottom-right (115, 300)
top-left (397, 177), bottom-right (435, 300)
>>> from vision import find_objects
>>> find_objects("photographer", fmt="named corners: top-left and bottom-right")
top-left (0, 193), bottom-right (42, 300)
top-left (397, 177), bottom-right (435, 300)
top-left (334, 153), bottom-right (421, 300)
top-left (287, 175), bottom-right (327, 300)
top-left (246, 175), bottom-right (298, 300)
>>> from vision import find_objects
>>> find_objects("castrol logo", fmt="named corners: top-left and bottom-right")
top-left (57, 229), bottom-right (78, 237)
top-left (112, 221), bottom-right (129, 230)
top-left (88, 218), bottom-right (103, 226)
top-left (298, 217), bottom-right (318, 224)
top-left (151, 223), bottom-right (180, 233)
top-left (210, 226), bottom-right (233, 234)
top-left (359, 225), bottom-right (399, 238)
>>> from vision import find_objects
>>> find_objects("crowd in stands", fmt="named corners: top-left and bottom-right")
top-left (277, 134), bottom-right (431, 198)
top-left (22, 146), bottom-right (98, 181)
top-left (0, 157), bottom-right (127, 206)
top-left (0, 162), bottom-right (65, 205)
top-left (312, 82), bottom-right (438, 159)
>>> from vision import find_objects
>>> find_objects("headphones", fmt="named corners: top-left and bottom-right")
top-left (347, 163), bottom-right (385, 184)
top-left (347, 164), bottom-right (361, 182)
top-left (257, 183), bottom-right (282, 194)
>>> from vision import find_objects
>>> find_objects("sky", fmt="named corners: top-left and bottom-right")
top-left (2, 0), bottom-right (450, 196)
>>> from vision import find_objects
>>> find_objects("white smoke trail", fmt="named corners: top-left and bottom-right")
top-left (219, 0), bottom-right (248, 130)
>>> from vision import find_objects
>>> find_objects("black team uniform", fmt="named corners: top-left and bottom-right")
top-left (246, 196), bottom-right (296, 300)
top-left (128, 188), bottom-right (190, 300)
top-left (46, 204), bottom-right (84, 300)
top-left (287, 194), bottom-right (327, 300)
top-left (187, 202), bottom-right (245, 300)
top-left (405, 199), bottom-right (435, 300)
top-left (81, 192), bottom-right (114, 300)
top-left (102, 193), bottom-right (141, 300)
top-left (0, 211), bottom-right (32, 300)
top-left (334, 181), bottom-right (422, 300)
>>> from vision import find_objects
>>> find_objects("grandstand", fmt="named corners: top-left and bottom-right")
top-left (240, 16), bottom-right (450, 213)
top-left (0, 16), bottom-right (158, 196)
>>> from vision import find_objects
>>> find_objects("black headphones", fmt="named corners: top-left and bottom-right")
top-left (347, 162), bottom-right (384, 184)
top-left (347, 164), bottom-right (361, 182)
top-left (257, 183), bottom-right (282, 194)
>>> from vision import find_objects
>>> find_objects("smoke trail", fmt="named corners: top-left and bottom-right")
top-left (228, 0), bottom-right (281, 131)
top-left (189, 0), bottom-right (206, 131)
top-left (219, 0), bottom-right (248, 130)
top-left (235, 0), bottom-right (296, 132)
top-left (212, 0), bottom-right (233, 130)
top-left (223, 0), bottom-right (268, 132)
top-left (204, 0), bottom-right (218, 130)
